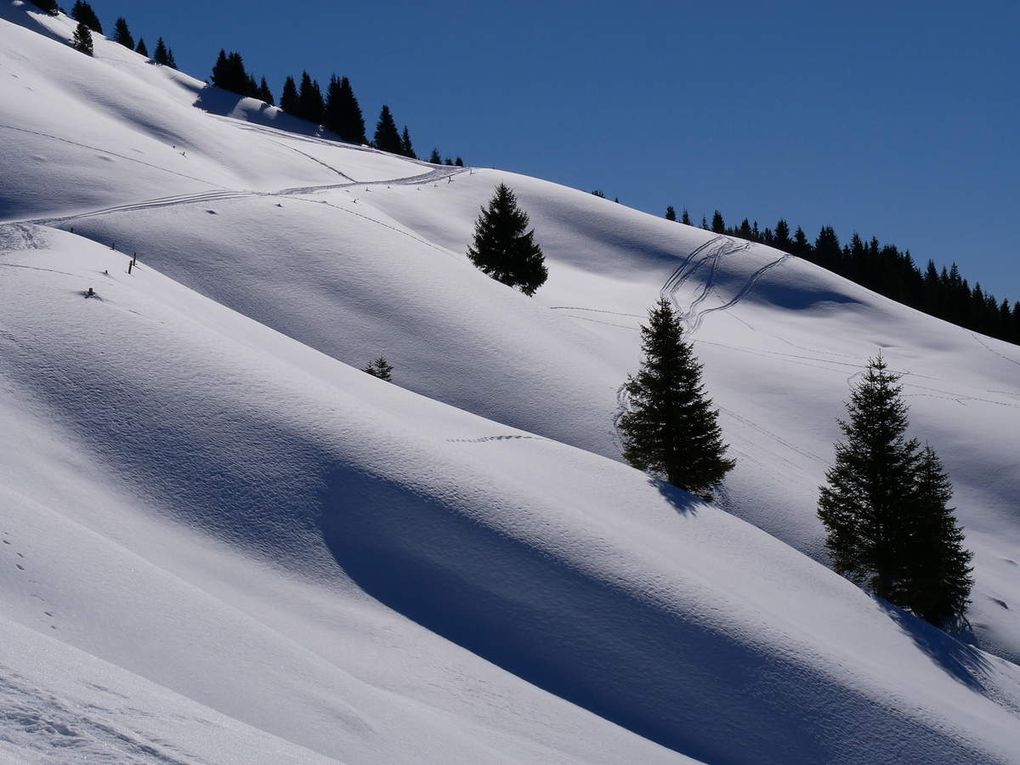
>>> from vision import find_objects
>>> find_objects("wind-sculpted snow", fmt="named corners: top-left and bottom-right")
top-left (2, 5), bottom-right (1020, 762)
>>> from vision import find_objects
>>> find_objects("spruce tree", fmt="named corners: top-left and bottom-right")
top-left (257, 77), bottom-right (274, 105)
top-left (72, 22), bottom-right (94, 56)
top-left (153, 38), bottom-right (171, 66)
top-left (619, 298), bottom-right (734, 501)
top-left (899, 445), bottom-right (973, 627)
top-left (665, 205), bottom-right (677, 221)
top-left (71, 1), bottom-right (102, 34)
top-left (363, 357), bottom-right (393, 381)
top-left (400, 126), bottom-right (416, 159)
top-left (373, 105), bottom-right (402, 154)
top-left (711, 210), bottom-right (725, 234)
top-left (135, 38), bottom-right (148, 57)
top-left (280, 76), bottom-right (299, 114)
top-left (455, 157), bottom-right (464, 167)
top-left (681, 209), bottom-right (691, 225)
top-left (113, 18), bottom-right (134, 49)
top-left (467, 183), bottom-right (547, 296)
top-left (297, 72), bottom-right (324, 124)
top-left (429, 147), bottom-right (442, 164)
top-left (321, 76), bottom-right (365, 144)
top-left (818, 355), bottom-right (921, 601)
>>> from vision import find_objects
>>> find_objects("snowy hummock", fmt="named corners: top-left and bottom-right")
top-left (1, 4), bottom-right (1020, 763)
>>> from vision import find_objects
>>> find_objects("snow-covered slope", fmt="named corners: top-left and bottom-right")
top-left (2, 3), bottom-right (1019, 762)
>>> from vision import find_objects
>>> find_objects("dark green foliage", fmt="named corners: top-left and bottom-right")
top-left (681, 209), bottom-right (691, 225)
top-left (72, 22), bottom-right (94, 56)
top-left (710, 210), bottom-right (725, 234)
top-left (71, 1), bottom-right (102, 34)
top-left (29, 0), bottom-right (59, 15)
top-left (619, 299), bottom-right (734, 501)
top-left (363, 357), bottom-right (393, 381)
top-left (373, 105), bottom-right (402, 153)
top-left (665, 205), bottom-right (677, 221)
top-left (818, 356), bottom-right (973, 627)
top-left (153, 38), bottom-right (172, 67)
top-left (400, 126), bottom-right (416, 159)
top-left (444, 157), bottom-right (454, 166)
top-left (818, 356), bottom-right (919, 600)
top-left (256, 77), bottom-right (274, 105)
top-left (280, 76), bottom-right (299, 114)
top-left (113, 18), bottom-right (133, 49)
top-left (135, 38), bottom-right (148, 57)
top-left (591, 189), bottom-right (606, 198)
top-left (211, 50), bottom-right (254, 96)
top-left (455, 157), bottom-right (464, 167)
top-left (428, 148), bottom-right (441, 164)
top-left (467, 183), bottom-right (547, 296)
top-left (899, 446), bottom-right (973, 627)
top-left (297, 72), bottom-right (324, 124)
top-left (323, 76), bottom-right (366, 144)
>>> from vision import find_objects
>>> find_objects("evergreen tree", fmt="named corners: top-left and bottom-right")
top-left (665, 205), bottom-right (677, 221)
top-left (899, 445), bottom-right (973, 627)
top-left (329, 76), bottom-right (366, 143)
top-left (373, 105), bottom-right (402, 153)
top-left (153, 38), bottom-right (171, 66)
top-left (400, 126), bottom-right (416, 159)
top-left (297, 71), bottom-right (324, 123)
top-left (72, 22), bottom-right (94, 56)
top-left (619, 298), bottom-right (734, 501)
top-left (429, 147), bottom-right (442, 164)
top-left (467, 183), bottom-right (547, 296)
top-left (454, 157), bottom-right (464, 167)
top-left (773, 219), bottom-right (791, 250)
top-left (818, 355), bottom-right (921, 601)
top-left (71, 1), bottom-right (102, 34)
top-left (280, 76), bottom-right (299, 114)
top-left (135, 38), bottom-right (148, 57)
top-left (29, 0), bottom-right (59, 15)
top-left (711, 210), bottom-right (725, 234)
top-left (257, 77), bottom-right (274, 105)
top-left (166, 48), bottom-right (177, 69)
top-left (681, 209), bottom-right (691, 225)
top-left (363, 357), bottom-right (393, 381)
top-left (113, 18), bottom-right (134, 49)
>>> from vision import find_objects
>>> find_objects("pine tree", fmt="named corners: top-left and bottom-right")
top-left (400, 126), bottom-right (416, 159)
top-left (324, 76), bottom-right (366, 144)
top-left (711, 210), bottom-right (725, 234)
top-left (153, 38), bottom-right (171, 66)
top-left (455, 157), bottom-right (464, 167)
top-left (166, 48), bottom-right (177, 69)
top-left (899, 445), bottom-right (973, 627)
top-left (429, 147), bottom-right (442, 164)
top-left (72, 22), bottom-right (94, 56)
top-left (681, 209), bottom-right (691, 225)
top-left (257, 77), bottom-right (274, 105)
top-left (665, 206), bottom-right (677, 221)
top-left (818, 355), bottom-right (921, 601)
top-left (363, 357), bottom-right (393, 381)
top-left (29, 0), bottom-right (59, 15)
top-left (373, 105), bottom-right (402, 153)
top-left (619, 298), bottom-right (734, 501)
top-left (113, 18), bottom-right (134, 49)
top-left (135, 38), bottom-right (148, 57)
top-left (297, 72), bottom-right (324, 124)
top-left (467, 183), bottom-right (547, 296)
top-left (71, 1), bottom-right (102, 34)
top-left (280, 76), bottom-right (299, 114)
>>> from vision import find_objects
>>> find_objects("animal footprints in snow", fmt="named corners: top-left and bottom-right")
top-left (447, 434), bottom-right (545, 444)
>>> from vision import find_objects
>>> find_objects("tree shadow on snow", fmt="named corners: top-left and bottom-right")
top-left (193, 87), bottom-right (332, 140)
top-left (651, 478), bottom-right (700, 517)
top-left (881, 603), bottom-right (993, 692)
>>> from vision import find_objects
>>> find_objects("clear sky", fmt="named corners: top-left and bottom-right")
top-left (89, 0), bottom-right (1019, 301)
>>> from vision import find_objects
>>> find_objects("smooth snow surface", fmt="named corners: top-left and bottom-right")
top-left (1, 4), bottom-right (1019, 763)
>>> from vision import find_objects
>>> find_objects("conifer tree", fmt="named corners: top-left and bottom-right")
top-left (135, 38), bottom-right (148, 57)
top-left (72, 22), bottom-right (94, 56)
top-left (818, 355), bottom-right (921, 601)
top-left (280, 76), bottom-right (299, 114)
top-left (619, 298), bottom-right (734, 501)
top-left (467, 183), bottom-right (547, 296)
top-left (320, 76), bottom-right (366, 144)
top-left (681, 209), bottom-right (691, 225)
top-left (373, 105), bottom-right (402, 154)
top-left (257, 77), bottom-right (274, 105)
top-left (71, 1), bottom-right (102, 34)
top-left (113, 18), bottom-right (134, 49)
top-left (429, 147), bottom-right (442, 164)
top-left (899, 445), bottom-right (973, 627)
top-left (665, 205), bottom-right (677, 221)
top-left (153, 38), bottom-right (171, 66)
top-left (455, 157), bottom-right (464, 167)
top-left (711, 210), bottom-right (725, 234)
top-left (297, 72), bottom-right (324, 124)
top-left (30, 0), bottom-right (59, 15)
top-left (400, 126), bottom-right (416, 159)
top-left (363, 357), bottom-right (393, 381)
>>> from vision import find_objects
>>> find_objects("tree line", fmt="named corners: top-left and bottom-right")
top-left (42, 0), bottom-right (177, 66)
top-left (665, 206), bottom-right (1020, 347)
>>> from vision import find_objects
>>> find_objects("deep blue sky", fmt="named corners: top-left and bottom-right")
top-left (91, 0), bottom-right (1019, 300)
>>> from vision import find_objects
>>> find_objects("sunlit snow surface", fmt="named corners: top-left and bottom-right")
top-left (2, 3), bottom-right (1019, 763)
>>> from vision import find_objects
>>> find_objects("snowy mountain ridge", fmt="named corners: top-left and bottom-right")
top-left (2, 3), bottom-right (1020, 763)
